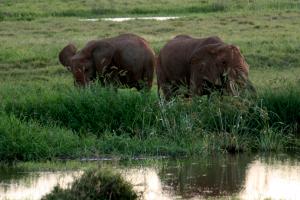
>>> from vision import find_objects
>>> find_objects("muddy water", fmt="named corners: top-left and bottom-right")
top-left (0, 154), bottom-right (299, 200)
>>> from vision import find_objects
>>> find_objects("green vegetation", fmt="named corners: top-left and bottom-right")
top-left (41, 168), bottom-right (138, 200)
top-left (0, 0), bottom-right (299, 161)
top-left (0, 113), bottom-right (88, 161)
top-left (1, 0), bottom-right (299, 20)
top-left (0, 82), bottom-right (299, 161)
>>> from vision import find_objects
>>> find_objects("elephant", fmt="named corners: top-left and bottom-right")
top-left (157, 35), bottom-right (255, 99)
top-left (59, 33), bottom-right (155, 90)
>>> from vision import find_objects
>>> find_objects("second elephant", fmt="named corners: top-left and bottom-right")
top-left (59, 33), bottom-right (155, 90)
top-left (157, 35), bottom-right (255, 99)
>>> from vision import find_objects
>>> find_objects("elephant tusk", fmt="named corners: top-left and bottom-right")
top-left (202, 76), bottom-right (210, 81)
top-left (223, 68), bottom-right (231, 77)
top-left (100, 58), bottom-right (106, 65)
top-left (214, 78), bottom-right (222, 86)
top-left (119, 70), bottom-right (128, 76)
top-left (102, 65), bottom-right (108, 73)
top-left (229, 81), bottom-right (239, 96)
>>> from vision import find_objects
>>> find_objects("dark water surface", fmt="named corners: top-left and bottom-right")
top-left (0, 154), bottom-right (300, 200)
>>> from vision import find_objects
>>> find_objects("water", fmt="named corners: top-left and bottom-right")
top-left (0, 154), bottom-right (299, 200)
top-left (78, 17), bottom-right (180, 22)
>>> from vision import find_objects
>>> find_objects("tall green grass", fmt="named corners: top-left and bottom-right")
top-left (2, 83), bottom-right (299, 135)
top-left (260, 87), bottom-right (300, 130)
top-left (0, 81), bottom-right (298, 161)
top-left (0, 113), bottom-right (98, 161)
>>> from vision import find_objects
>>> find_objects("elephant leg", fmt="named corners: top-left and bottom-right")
top-left (144, 65), bottom-right (154, 92)
top-left (136, 62), bottom-right (153, 92)
top-left (126, 72), bottom-right (145, 91)
top-left (97, 76), bottom-right (105, 86)
top-left (134, 80), bottom-right (149, 92)
top-left (138, 82), bottom-right (153, 93)
top-left (141, 79), bottom-right (152, 92)
top-left (171, 84), bottom-right (180, 97)
top-left (190, 78), bottom-right (204, 96)
top-left (161, 82), bottom-right (179, 100)
top-left (133, 81), bottom-right (143, 91)
top-left (161, 83), bottom-right (171, 100)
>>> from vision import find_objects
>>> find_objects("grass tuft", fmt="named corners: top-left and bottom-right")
top-left (41, 168), bottom-right (138, 200)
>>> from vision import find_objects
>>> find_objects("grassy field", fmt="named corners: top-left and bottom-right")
top-left (1, 0), bottom-right (299, 20)
top-left (0, 0), bottom-right (299, 161)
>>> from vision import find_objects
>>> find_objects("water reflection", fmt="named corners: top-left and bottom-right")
top-left (0, 171), bottom-right (81, 200)
top-left (158, 155), bottom-right (251, 198)
top-left (240, 159), bottom-right (300, 200)
top-left (0, 154), bottom-right (299, 200)
top-left (123, 168), bottom-right (174, 200)
top-left (78, 17), bottom-right (180, 22)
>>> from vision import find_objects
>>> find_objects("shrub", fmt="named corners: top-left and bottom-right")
top-left (42, 169), bottom-right (138, 200)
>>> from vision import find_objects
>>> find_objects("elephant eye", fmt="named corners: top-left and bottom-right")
top-left (222, 60), bottom-right (227, 65)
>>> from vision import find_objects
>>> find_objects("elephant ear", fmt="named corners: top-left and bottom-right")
top-left (92, 41), bottom-right (115, 73)
top-left (59, 44), bottom-right (77, 70)
top-left (190, 43), bottom-right (225, 94)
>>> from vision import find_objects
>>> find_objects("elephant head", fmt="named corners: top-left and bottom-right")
top-left (59, 41), bottom-right (115, 86)
top-left (190, 43), bottom-right (255, 96)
